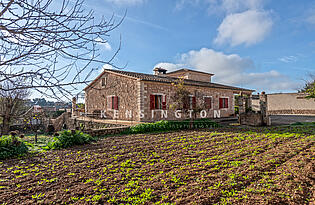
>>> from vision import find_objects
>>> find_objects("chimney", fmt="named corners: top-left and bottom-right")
top-left (153, 67), bottom-right (167, 76)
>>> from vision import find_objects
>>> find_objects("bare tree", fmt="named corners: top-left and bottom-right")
top-left (0, 0), bottom-right (123, 99)
top-left (170, 77), bottom-right (202, 120)
top-left (170, 77), bottom-right (191, 113)
top-left (0, 78), bottom-right (29, 134)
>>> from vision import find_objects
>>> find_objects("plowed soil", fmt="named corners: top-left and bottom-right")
top-left (0, 126), bottom-right (314, 204)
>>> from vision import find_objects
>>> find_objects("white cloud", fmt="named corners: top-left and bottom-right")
top-left (174, 0), bottom-right (272, 47)
top-left (105, 0), bottom-right (145, 6)
top-left (214, 10), bottom-right (273, 46)
top-left (155, 48), bottom-right (299, 92)
top-left (102, 64), bottom-right (114, 70)
top-left (175, 0), bottom-right (264, 14)
top-left (278, 56), bottom-right (298, 63)
top-left (210, 0), bottom-right (264, 14)
top-left (175, 0), bottom-right (201, 10)
top-left (306, 14), bottom-right (315, 25)
top-left (94, 37), bottom-right (112, 51)
top-left (103, 42), bottom-right (112, 51)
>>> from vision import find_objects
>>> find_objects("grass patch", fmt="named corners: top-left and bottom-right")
top-left (291, 122), bottom-right (315, 126)
top-left (125, 119), bottom-right (219, 134)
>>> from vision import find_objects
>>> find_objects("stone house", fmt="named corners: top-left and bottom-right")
top-left (84, 68), bottom-right (253, 122)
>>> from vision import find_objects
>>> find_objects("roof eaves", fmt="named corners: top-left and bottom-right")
top-left (84, 69), bottom-right (140, 91)
top-left (84, 70), bottom-right (106, 91)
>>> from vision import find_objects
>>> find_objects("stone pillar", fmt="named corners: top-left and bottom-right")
top-left (238, 91), bottom-right (246, 114)
top-left (72, 97), bottom-right (77, 117)
top-left (259, 92), bottom-right (268, 125)
top-left (248, 93), bottom-right (252, 110)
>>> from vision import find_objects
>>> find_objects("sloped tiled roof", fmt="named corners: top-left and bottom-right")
top-left (98, 69), bottom-right (254, 92)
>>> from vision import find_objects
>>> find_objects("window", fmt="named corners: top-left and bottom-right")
top-left (101, 77), bottom-right (107, 87)
top-left (150, 94), bottom-right (166, 110)
top-left (204, 96), bottom-right (212, 109)
top-left (189, 96), bottom-right (196, 109)
top-left (184, 96), bottom-right (196, 109)
top-left (155, 95), bottom-right (162, 109)
top-left (219, 97), bottom-right (229, 109)
top-left (107, 96), bottom-right (118, 110)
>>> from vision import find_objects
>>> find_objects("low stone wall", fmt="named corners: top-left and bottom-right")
top-left (269, 115), bottom-right (315, 125)
top-left (53, 112), bottom-right (72, 131)
top-left (84, 126), bottom-right (130, 137)
top-left (267, 93), bottom-right (315, 114)
top-left (75, 120), bottom-right (125, 130)
top-left (239, 112), bottom-right (264, 126)
top-left (268, 110), bottom-right (315, 115)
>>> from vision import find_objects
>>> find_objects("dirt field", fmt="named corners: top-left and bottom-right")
top-left (0, 126), bottom-right (314, 204)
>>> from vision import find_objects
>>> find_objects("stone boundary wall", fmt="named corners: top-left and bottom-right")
top-left (75, 119), bottom-right (125, 130)
top-left (239, 112), bottom-right (264, 126)
top-left (268, 110), bottom-right (315, 115)
top-left (267, 93), bottom-right (315, 115)
top-left (53, 112), bottom-right (72, 131)
top-left (269, 115), bottom-right (315, 125)
top-left (84, 126), bottom-right (130, 137)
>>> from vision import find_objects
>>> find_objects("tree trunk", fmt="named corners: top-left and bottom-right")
top-left (2, 115), bottom-right (10, 135)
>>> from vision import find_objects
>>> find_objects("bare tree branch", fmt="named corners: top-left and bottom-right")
top-left (0, 0), bottom-right (124, 99)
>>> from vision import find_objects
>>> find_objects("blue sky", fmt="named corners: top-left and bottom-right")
top-left (82, 0), bottom-right (315, 94)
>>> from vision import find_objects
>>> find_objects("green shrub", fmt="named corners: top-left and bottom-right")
top-left (127, 119), bottom-right (219, 134)
top-left (0, 135), bottom-right (28, 160)
top-left (46, 130), bottom-right (96, 149)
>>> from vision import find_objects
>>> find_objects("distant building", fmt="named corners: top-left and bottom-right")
top-left (84, 68), bottom-right (253, 122)
top-left (33, 105), bottom-right (42, 113)
top-left (33, 105), bottom-right (56, 113)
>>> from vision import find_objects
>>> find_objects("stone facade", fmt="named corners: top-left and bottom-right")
top-left (84, 69), bottom-right (253, 122)
top-left (85, 71), bottom-right (140, 121)
top-left (141, 81), bottom-right (235, 122)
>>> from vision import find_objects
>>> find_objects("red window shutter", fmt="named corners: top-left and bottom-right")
top-left (183, 96), bottom-right (188, 109)
top-left (162, 95), bottom-right (167, 110)
top-left (150, 95), bottom-right (155, 110)
top-left (225, 98), bottom-right (228, 108)
top-left (219, 98), bottom-right (223, 109)
top-left (205, 97), bottom-right (211, 109)
top-left (114, 96), bottom-right (118, 110)
top-left (192, 96), bottom-right (196, 109)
